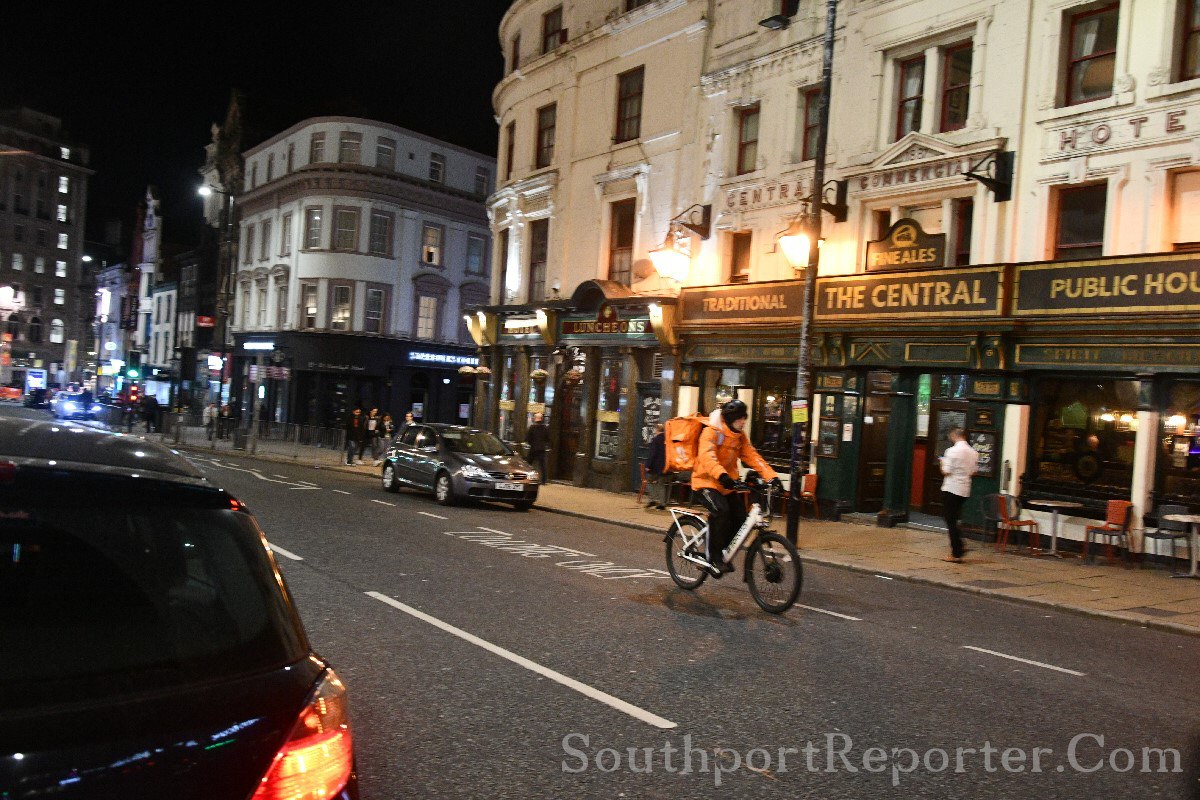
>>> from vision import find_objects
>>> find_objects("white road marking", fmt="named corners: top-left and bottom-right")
top-left (273, 474), bottom-right (291, 479)
top-left (796, 604), bottom-right (862, 621)
top-left (333, 490), bottom-right (352, 495)
top-left (196, 458), bottom-right (320, 490)
top-left (288, 486), bottom-right (321, 490)
top-left (875, 575), bottom-right (894, 580)
top-left (419, 511), bottom-right (449, 520)
top-left (371, 499), bottom-right (396, 507)
top-left (269, 543), bottom-right (304, 561)
top-left (476, 526), bottom-right (510, 535)
top-left (962, 645), bottom-right (1085, 676)
top-left (365, 592), bottom-right (676, 729)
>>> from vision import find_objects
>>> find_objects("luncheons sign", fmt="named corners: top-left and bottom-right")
top-left (1014, 254), bottom-right (1200, 315)
top-left (864, 218), bottom-right (947, 271)
top-left (679, 281), bottom-right (805, 326)
top-left (559, 304), bottom-right (655, 338)
top-left (814, 267), bottom-right (1003, 320)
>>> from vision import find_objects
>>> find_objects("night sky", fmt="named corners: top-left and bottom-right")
top-left (0, 3), bottom-right (509, 251)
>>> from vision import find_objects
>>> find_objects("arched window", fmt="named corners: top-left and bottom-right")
top-left (6, 314), bottom-right (19, 342)
top-left (49, 319), bottom-right (64, 344)
top-left (28, 317), bottom-right (41, 343)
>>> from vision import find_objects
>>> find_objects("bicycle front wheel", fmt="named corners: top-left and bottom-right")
top-left (665, 518), bottom-right (709, 590)
top-left (745, 531), bottom-right (802, 613)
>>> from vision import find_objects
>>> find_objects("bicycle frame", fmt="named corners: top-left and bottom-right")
top-left (667, 484), bottom-right (776, 565)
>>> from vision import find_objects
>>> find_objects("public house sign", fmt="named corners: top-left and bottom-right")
top-left (864, 218), bottom-right (947, 271)
top-left (814, 266), bottom-right (1004, 321)
top-left (1013, 254), bottom-right (1200, 315)
top-left (679, 280), bottom-right (806, 326)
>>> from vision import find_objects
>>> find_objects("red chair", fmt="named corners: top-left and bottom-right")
top-left (1085, 500), bottom-right (1134, 566)
top-left (995, 495), bottom-right (1040, 554)
top-left (636, 464), bottom-right (648, 504)
top-left (796, 473), bottom-right (819, 518)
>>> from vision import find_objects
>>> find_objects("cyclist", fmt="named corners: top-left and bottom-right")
top-left (691, 399), bottom-right (783, 575)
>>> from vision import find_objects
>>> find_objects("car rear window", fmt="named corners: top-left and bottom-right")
top-left (0, 476), bottom-right (307, 709)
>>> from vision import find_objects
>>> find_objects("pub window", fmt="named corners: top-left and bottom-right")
top-left (952, 197), bottom-right (974, 266)
top-left (1159, 382), bottom-right (1200, 504)
top-left (1170, 170), bottom-right (1200, 251)
top-left (702, 368), bottom-right (745, 421)
top-left (754, 372), bottom-right (795, 466)
top-left (729, 231), bottom-right (752, 284)
top-left (1029, 378), bottom-right (1137, 493)
top-left (615, 67), bottom-right (644, 144)
top-left (608, 198), bottom-right (636, 286)
top-left (1064, 3), bottom-right (1119, 106)
top-left (895, 55), bottom-right (925, 140)
top-left (595, 356), bottom-right (625, 460)
top-left (536, 103), bottom-right (556, 169)
top-left (940, 43), bottom-right (972, 132)
top-left (498, 353), bottom-right (517, 441)
top-left (1183, 0), bottom-right (1200, 81)
top-left (529, 219), bottom-right (549, 301)
top-left (1054, 183), bottom-right (1107, 261)
top-left (735, 105), bottom-right (760, 176)
top-left (798, 88), bottom-right (822, 162)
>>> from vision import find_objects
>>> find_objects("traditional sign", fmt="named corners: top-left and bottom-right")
top-left (559, 304), bottom-right (654, 338)
top-left (1013, 255), bottom-right (1200, 315)
top-left (814, 267), bottom-right (1004, 320)
top-left (864, 218), bottom-right (947, 272)
top-left (1015, 343), bottom-right (1200, 370)
top-left (679, 280), bottom-right (805, 326)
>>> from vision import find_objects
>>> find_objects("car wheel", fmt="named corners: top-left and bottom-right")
top-left (382, 463), bottom-right (400, 493)
top-left (434, 472), bottom-right (456, 506)
top-left (512, 500), bottom-right (533, 512)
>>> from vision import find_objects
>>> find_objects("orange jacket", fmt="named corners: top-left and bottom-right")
top-left (690, 410), bottom-right (778, 494)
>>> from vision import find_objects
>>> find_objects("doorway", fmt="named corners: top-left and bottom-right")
top-left (922, 401), bottom-right (968, 517)
top-left (556, 376), bottom-right (583, 480)
top-left (631, 382), bottom-right (661, 489)
top-left (857, 393), bottom-right (891, 513)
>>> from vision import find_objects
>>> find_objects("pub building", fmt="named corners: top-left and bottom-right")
top-left (469, 280), bottom-right (673, 491)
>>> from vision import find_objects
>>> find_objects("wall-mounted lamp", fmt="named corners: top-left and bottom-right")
top-left (649, 204), bottom-right (712, 282)
top-left (777, 215), bottom-right (813, 269)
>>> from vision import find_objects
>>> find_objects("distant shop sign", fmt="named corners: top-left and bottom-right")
top-left (408, 351), bottom-right (479, 366)
top-left (1014, 254), bottom-right (1200, 315)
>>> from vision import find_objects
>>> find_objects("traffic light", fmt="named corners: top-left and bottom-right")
top-left (126, 351), bottom-right (142, 380)
top-left (128, 383), bottom-right (140, 404)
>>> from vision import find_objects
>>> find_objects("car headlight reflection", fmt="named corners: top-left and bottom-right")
top-left (63, 402), bottom-right (78, 412)
top-left (459, 464), bottom-right (490, 480)
top-left (527, 471), bottom-right (539, 482)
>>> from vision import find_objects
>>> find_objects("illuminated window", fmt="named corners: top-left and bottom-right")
top-left (417, 295), bottom-right (438, 339)
top-left (1065, 3), bottom-right (1118, 106)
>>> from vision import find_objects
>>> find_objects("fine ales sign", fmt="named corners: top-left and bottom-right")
top-left (864, 218), bottom-right (947, 271)
top-left (814, 267), bottom-right (1003, 320)
top-left (1013, 255), bottom-right (1200, 315)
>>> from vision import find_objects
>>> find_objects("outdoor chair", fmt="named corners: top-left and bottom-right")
top-left (1142, 504), bottom-right (1193, 572)
top-left (995, 494), bottom-right (1040, 554)
top-left (1084, 500), bottom-right (1134, 566)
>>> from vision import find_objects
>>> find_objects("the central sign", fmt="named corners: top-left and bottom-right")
top-left (814, 266), bottom-right (1003, 320)
top-left (864, 218), bottom-right (947, 271)
top-left (679, 280), bottom-right (805, 326)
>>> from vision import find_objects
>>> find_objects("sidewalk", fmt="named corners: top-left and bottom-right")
top-left (158, 430), bottom-right (1200, 637)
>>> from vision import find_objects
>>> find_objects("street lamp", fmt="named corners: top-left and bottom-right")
top-left (198, 182), bottom-right (237, 406)
top-left (649, 204), bottom-right (712, 283)
top-left (783, 0), bottom-right (840, 546)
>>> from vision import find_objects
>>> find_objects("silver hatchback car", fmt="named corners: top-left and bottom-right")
top-left (380, 424), bottom-right (539, 510)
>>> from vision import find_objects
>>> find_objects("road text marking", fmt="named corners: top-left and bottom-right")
top-left (269, 544), bottom-right (304, 561)
top-left (797, 604), bottom-right (862, 621)
top-left (962, 645), bottom-right (1085, 676)
top-left (366, 592), bottom-right (676, 729)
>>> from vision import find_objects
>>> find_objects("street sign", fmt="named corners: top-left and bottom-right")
top-left (25, 369), bottom-right (47, 392)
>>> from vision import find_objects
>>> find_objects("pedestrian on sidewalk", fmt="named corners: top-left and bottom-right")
top-left (344, 408), bottom-right (366, 465)
top-left (141, 394), bottom-right (159, 433)
top-left (202, 402), bottom-right (217, 440)
top-left (525, 412), bottom-right (550, 484)
top-left (379, 413), bottom-right (395, 460)
top-left (217, 404), bottom-right (232, 439)
top-left (940, 427), bottom-right (979, 563)
top-left (644, 423), bottom-right (667, 509)
top-left (365, 408), bottom-right (381, 463)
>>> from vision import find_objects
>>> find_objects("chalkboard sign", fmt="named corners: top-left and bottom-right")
top-left (969, 430), bottom-right (997, 478)
top-left (596, 422), bottom-right (621, 460)
top-left (817, 417), bottom-right (840, 458)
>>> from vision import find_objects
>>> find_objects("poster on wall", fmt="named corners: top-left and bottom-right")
top-left (817, 417), bottom-right (840, 458)
top-left (411, 402), bottom-right (424, 420)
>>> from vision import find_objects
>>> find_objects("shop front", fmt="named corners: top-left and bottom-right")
top-left (232, 331), bottom-right (476, 429)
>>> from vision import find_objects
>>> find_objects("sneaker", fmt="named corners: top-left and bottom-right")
top-left (941, 555), bottom-right (964, 563)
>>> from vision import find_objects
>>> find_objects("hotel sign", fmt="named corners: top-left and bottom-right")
top-left (814, 267), bottom-right (1003, 320)
top-left (1013, 255), bottom-right (1200, 315)
top-left (679, 280), bottom-right (805, 326)
top-left (864, 218), bottom-right (947, 272)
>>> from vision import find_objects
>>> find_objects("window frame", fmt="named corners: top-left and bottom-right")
top-left (332, 207), bottom-right (360, 252)
top-left (259, 219), bottom-right (272, 261)
top-left (429, 153), bottom-right (446, 184)
top-left (528, 219), bottom-right (549, 302)
top-left (309, 132), bottom-right (326, 164)
top-left (475, 167), bottom-right (491, 196)
top-left (329, 282), bottom-right (353, 332)
top-left (421, 223), bottom-right (445, 266)
top-left (376, 137), bottom-right (396, 171)
top-left (303, 207), bottom-right (324, 250)
top-left (504, 121), bottom-right (517, 181)
top-left (369, 211), bottom-right (393, 256)
top-left (280, 213), bottom-right (293, 257)
top-left (939, 42), bottom-right (973, 132)
top-left (895, 54), bottom-right (925, 141)
top-left (416, 294), bottom-right (439, 340)
top-left (511, 32), bottom-right (521, 72)
top-left (1065, 2), bottom-right (1119, 107)
top-left (1182, 0), bottom-right (1200, 81)
top-left (364, 286), bottom-right (387, 335)
top-left (338, 132), bottom-right (362, 164)
top-left (1053, 182), bottom-right (1108, 261)
top-left (608, 198), bottom-right (637, 286)
top-left (729, 231), bottom-right (752, 284)
top-left (243, 225), bottom-right (255, 265)
top-left (466, 233), bottom-right (488, 275)
top-left (800, 88), bottom-right (822, 162)
top-left (301, 282), bottom-right (318, 329)
top-left (541, 6), bottom-right (564, 54)
top-left (615, 67), bottom-right (645, 144)
top-left (275, 279), bottom-right (288, 329)
top-left (536, 103), bottom-right (557, 169)
top-left (735, 105), bottom-right (760, 176)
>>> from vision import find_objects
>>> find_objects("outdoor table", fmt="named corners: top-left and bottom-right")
top-left (1161, 514), bottom-right (1200, 579)
top-left (1024, 499), bottom-right (1084, 558)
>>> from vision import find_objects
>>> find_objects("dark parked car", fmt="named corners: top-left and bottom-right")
top-left (0, 418), bottom-right (357, 799)
top-left (381, 423), bottom-right (539, 510)
top-left (22, 388), bottom-right (50, 409)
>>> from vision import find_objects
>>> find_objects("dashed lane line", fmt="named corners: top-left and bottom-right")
top-left (796, 604), bottom-right (862, 621)
top-left (268, 543), bottom-right (304, 561)
top-left (365, 591), bottom-right (676, 730)
top-left (334, 490), bottom-right (352, 495)
top-left (371, 499), bottom-right (397, 507)
top-left (419, 511), bottom-right (449, 520)
top-left (962, 645), bottom-right (1085, 676)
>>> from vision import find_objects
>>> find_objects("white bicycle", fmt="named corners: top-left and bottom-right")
top-left (663, 473), bottom-right (803, 614)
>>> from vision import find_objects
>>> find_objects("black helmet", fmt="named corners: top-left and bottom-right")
top-left (721, 399), bottom-right (748, 426)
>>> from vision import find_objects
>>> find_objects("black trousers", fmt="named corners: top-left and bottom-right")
top-left (697, 488), bottom-right (748, 564)
top-left (943, 491), bottom-right (967, 558)
top-left (530, 450), bottom-right (548, 483)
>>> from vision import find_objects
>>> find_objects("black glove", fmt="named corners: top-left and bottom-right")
top-left (768, 477), bottom-right (784, 491)
top-left (718, 473), bottom-right (737, 490)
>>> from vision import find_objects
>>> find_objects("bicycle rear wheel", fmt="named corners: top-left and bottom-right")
top-left (665, 518), bottom-right (709, 590)
top-left (745, 531), bottom-right (802, 613)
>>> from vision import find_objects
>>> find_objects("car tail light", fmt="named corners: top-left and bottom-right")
top-left (252, 670), bottom-right (354, 800)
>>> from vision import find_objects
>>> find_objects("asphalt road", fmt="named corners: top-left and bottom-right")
top-left (12, 406), bottom-right (1200, 797)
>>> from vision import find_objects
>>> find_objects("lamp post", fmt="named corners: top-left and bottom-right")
top-left (782, 0), bottom-right (839, 546)
top-left (198, 184), bottom-right (237, 406)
